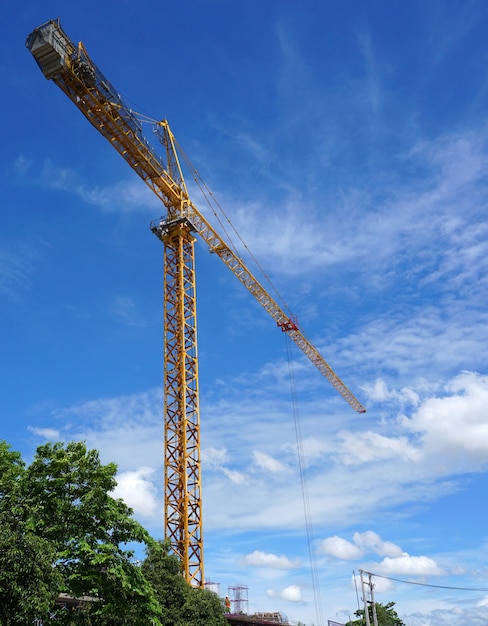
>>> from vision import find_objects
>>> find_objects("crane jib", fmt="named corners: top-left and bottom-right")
top-left (26, 18), bottom-right (366, 411)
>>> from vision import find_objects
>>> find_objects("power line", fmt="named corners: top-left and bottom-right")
top-left (364, 571), bottom-right (488, 592)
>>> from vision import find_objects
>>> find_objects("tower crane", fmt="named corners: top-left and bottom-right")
top-left (26, 19), bottom-right (366, 589)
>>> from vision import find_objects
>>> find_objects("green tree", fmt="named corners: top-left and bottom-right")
top-left (0, 519), bottom-right (62, 625)
top-left (1, 440), bottom-right (163, 625)
top-left (142, 539), bottom-right (188, 624)
top-left (142, 540), bottom-right (227, 626)
top-left (345, 601), bottom-right (405, 626)
top-left (0, 442), bottom-right (62, 625)
top-left (27, 441), bottom-right (163, 625)
top-left (180, 586), bottom-right (228, 626)
top-left (0, 440), bottom-right (24, 496)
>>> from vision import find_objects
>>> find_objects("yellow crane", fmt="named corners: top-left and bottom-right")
top-left (26, 18), bottom-right (366, 589)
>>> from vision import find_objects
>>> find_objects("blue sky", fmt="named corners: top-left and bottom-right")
top-left (2, 1), bottom-right (488, 624)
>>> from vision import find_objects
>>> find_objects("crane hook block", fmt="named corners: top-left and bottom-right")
top-left (278, 317), bottom-right (299, 332)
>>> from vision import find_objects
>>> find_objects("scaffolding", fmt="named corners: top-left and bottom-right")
top-left (228, 584), bottom-right (249, 614)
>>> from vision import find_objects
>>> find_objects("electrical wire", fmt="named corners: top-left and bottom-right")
top-left (364, 571), bottom-right (488, 592)
top-left (173, 134), bottom-right (294, 315)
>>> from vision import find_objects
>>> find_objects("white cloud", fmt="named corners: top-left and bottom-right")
top-left (253, 450), bottom-right (289, 473)
top-left (37, 368), bottom-right (488, 542)
top-left (28, 426), bottom-right (61, 440)
top-left (227, 127), bottom-right (488, 290)
top-left (353, 531), bottom-right (403, 558)
top-left (321, 531), bottom-right (402, 561)
top-left (335, 430), bottom-right (420, 465)
top-left (296, 436), bottom-right (332, 460)
top-left (280, 585), bottom-right (302, 602)
top-left (405, 605), bottom-right (488, 626)
top-left (202, 445), bottom-right (229, 466)
top-left (222, 467), bottom-right (248, 484)
top-left (320, 536), bottom-right (363, 560)
top-left (113, 466), bottom-right (160, 518)
top-left (364, 378), bottom-right (421, 406)
top-left (376, 554), bottom-right (443, 576)
top-left (44, 389), bottom-right (166, 531)
top-left (402, 371), bottom-right (488, 464)
top-left (241, 550), bottom-right (298, 570)
top-left (202, 446), bottom-right (247, 484)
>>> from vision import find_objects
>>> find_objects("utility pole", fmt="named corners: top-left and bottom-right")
top-left (359, 570), bottom-right (378, 626)
top-left (359, 570), bottom-right (371, 626)
top-left (368, 571), bottom-right (379, 626)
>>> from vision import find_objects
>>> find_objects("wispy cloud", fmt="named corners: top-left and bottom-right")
top-left (15, 156), bottom-right (161, 214)
top-left (0, 239), bottom-right (44, 299)
top-left (423, 1), bottom-right (484, 67)
top-left (253, 450), bottom-right (290, 474)
top-left (356, 27), bottom-right (382, 116)
top-left (13, 8), bottom-right (488, 625)
top-left (27, 425), bottom-right (61, 440)
top-left (197, 368), bottom-right (488, 534)
top-left (228, 126), bottom-right (488, 293)
top-left (108, 295), bottom-right (146, 327)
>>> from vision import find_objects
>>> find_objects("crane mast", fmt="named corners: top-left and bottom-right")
top-left (26, 19), bottom-right (366, 589)
top-left (26, 19), bottom-right (204, 586)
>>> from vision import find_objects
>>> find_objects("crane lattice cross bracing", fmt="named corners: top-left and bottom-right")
top-left (26, 18), bottom-right (366, 589)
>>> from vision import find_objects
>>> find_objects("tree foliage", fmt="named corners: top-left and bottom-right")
top-left (0, 440), bottom-right (228, 625)
top-left (0, 440), bottom-right (162, 625)
top-left (0, 441), bottom-right (62, 624)
top-left (142, 540), bottom-right (228, 626)
top-left (345, 601), bottom-right (405, 626)
top-left (0, 504), bottom-right (62, 624)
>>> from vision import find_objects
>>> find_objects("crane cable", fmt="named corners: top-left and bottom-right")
top-left (131, 110), bottom-right (297, 324)
top-left (285, 334), bottom-right (324, 626)
top-left (137, 112), bottom-right (295, 321)
top-left (174, 135), bottom-right (294, 315)
top-left (171, 120), bottom-right (328, 620)
top-left (134, 110), bottom-right (328, 616)
top-left (171, 114), bottom-right (328, 619)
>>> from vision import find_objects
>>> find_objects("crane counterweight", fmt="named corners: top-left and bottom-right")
top-left (26, 19), bottom-right (73, 79)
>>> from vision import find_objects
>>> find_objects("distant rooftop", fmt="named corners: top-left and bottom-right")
top-left (226, 612), bottom-right (290, 626)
